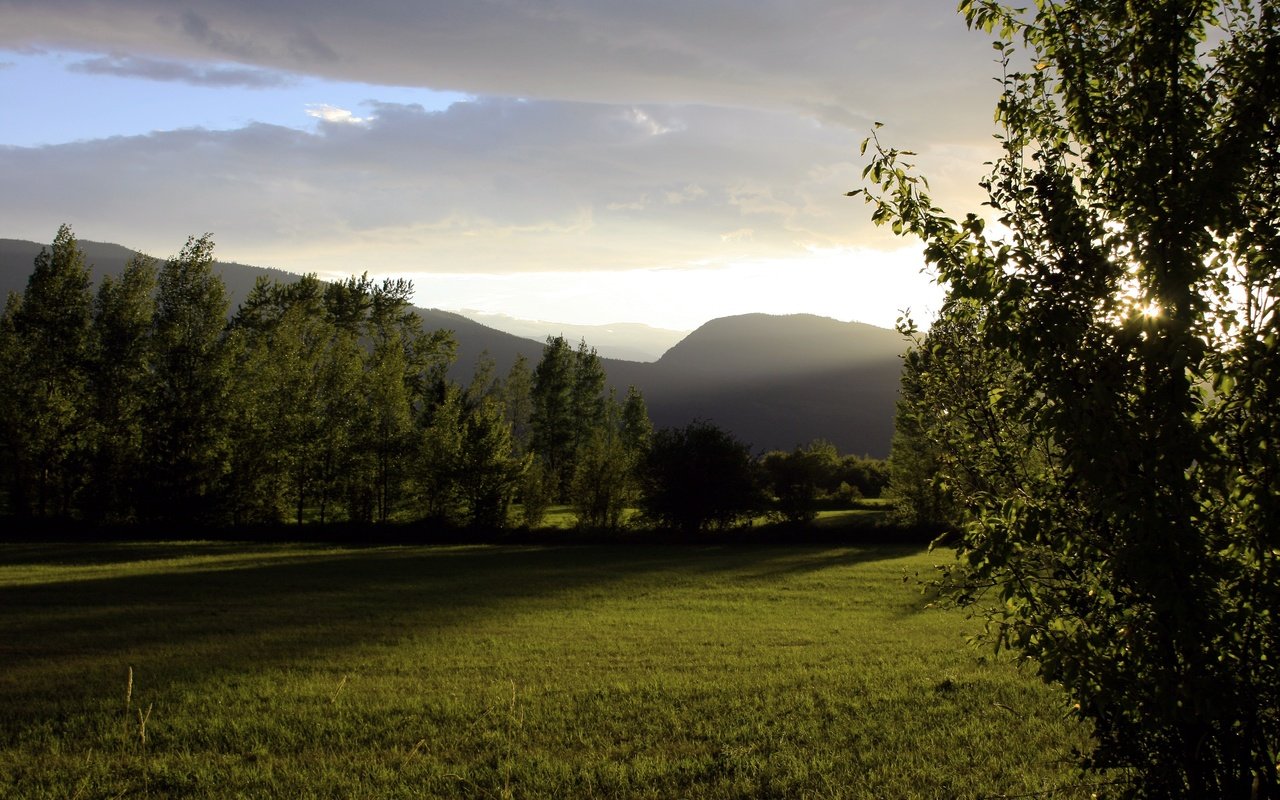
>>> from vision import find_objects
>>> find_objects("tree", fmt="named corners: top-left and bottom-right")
top-left (348, 277), bottom-right (454, 524)
top-left (142, 234), bottom-right (232, 525)
top-left (224, 275), bottom-right (334, 524)
top-left (415, 382), bottom-right (525, 528)
top-left (84, 253), bottom-right (157, 522)
top-left (223, 272), bottom-right (455, 526)
top-left (311, 323), bottom-right (364, 523)
top-left (571, 421), bottom-right (631, 530)
top-left (0, 225), bottom-right (94, 518)
top-left (570, 387), bottom-right (651, 531)
top-left (887, 300), bottom-right (1034, 530)
top-left (619, 385), bottom-right (653, 456)
top-left (832, 454), bottom-right (890, 500)
top-left (359, 329), bottom-right (415, 524)
top-left (416, 383), bottom-right (465, 521)
top-left (637, 421), bottom-right (764, 533)
top-left (854, 2), bottom-right (1279, 795)
top-left (570, 339), bottom-right (607, 455)
top-left (501, 353), bottom-right (535, 455)
top-left (517, 458), bottom-right (552, 528)
top-left (529, 336), bottom-right (608, 499)
top-left (529, 335), bottom-right (576, 497)
top-left (0, 294), bottom-right (22, 516)
top-left (456, 396), bottom-right (525, 529)
top-left (463, 350), bottom-right (499, 408)
top-left (761, 440), bottom-right (838, 524)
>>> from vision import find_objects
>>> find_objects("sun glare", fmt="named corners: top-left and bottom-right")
top-left (399, 245), bottom-right (943, 331)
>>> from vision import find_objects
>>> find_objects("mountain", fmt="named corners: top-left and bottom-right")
top-left (1, 238), bottom-right (904, 456)
top-left (606, 314), bottom-right (905, 457)
top-left (1, 238), bottom-right (303, 310)
top-left (0, 237), bottom-right (551, 384)
top-left (454, 311), bottom-right (688, 362)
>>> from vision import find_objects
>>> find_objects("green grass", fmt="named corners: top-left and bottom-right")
top-left (534, 504), bottom-right (586, 529)
top-left (0, 542), bottom-right (1093, 798)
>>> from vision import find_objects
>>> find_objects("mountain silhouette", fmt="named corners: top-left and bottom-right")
top-left (455, 312), bottom-right (687, 362)
top-left (606, 314), bottom-right (904, 457)
top-left (1, 238), bottom-right (904, 456)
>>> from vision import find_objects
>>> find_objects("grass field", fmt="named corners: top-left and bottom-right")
top-left (0, 542), bottom-right (1094, 798)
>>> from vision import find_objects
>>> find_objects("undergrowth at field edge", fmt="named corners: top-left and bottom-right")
top-left (0, 543), bottom-right (1093, 799)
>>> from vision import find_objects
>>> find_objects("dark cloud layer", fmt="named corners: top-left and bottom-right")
top-left (0, 0), bottom-right (997, 133)
top-left (68, 53), bottom-right (296, 88)
top-left (0, 0), bottom-right (1004, 290)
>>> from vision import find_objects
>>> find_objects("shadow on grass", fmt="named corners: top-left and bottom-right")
top-left (0, 540), bottom-right (301, 567)
top-left (717, 545), bottom-right (922, 582)
top-left (0, 542), bottom-right (921, 725)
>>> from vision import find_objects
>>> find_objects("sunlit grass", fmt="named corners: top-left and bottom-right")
top-left (0, 542), bottom-right (1092, 798)
top-left (536, 504), bottom-right (587, 529)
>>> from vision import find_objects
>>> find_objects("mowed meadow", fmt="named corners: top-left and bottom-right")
top-left (0, 542), bottom-right (1093, 799)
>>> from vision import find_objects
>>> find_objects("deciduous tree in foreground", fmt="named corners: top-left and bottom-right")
top-left (856, 1), bottom-right (1277, 796)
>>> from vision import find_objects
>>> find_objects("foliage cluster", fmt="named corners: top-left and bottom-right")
top-left (761, 440), bottom-right (890, 524)
top-left (635, 420), bottom-right (767, 532)
top-left (0, 229), bottom-right (884, 536)
top-left (862, 1), bottom-right (1278, 796)
top-left (0, 228), bottom-right (651, 531)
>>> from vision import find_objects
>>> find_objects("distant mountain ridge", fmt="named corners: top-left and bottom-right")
top-left (1, 237), bottom-right (904, 456)
top-left (454, 312), bottom-right (687, 362)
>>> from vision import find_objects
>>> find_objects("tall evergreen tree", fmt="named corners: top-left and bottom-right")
top-left (456, 396), bottom-right (525, 529)
top-left (502, 353), bottom-right (534, 455)
top-left (619, 386), bottom-right (653, 456)
top-left (570, 339), bottom-right (607, 456)
top-left (529, 335), bottom-right (577, 498)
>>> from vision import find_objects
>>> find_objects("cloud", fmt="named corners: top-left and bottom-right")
top-left (0, 0), bottom-right (998, 138)
top-left (2, 96), bottom-right (971, 278)
top-left (664, 184), bottom-right (706, 205)
top-left (305, 104), bottom-right (371, 125)
top-left (67, 53), bottom-right (295, 88)
top-left (0, 0), bottom-right (1005, 315)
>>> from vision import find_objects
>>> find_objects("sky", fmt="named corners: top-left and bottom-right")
top-left (0, 1), bottom-right (1003, 331)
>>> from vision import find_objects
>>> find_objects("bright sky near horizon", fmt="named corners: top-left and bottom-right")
top-left (0, 1), bottom-right (1002, 331)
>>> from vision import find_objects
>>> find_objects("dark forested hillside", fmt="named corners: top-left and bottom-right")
top-left (1, 238), bottom-right (903, 455)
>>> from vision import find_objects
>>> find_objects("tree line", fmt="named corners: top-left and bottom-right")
top-left (0, 226), bottom-right (886, 532)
